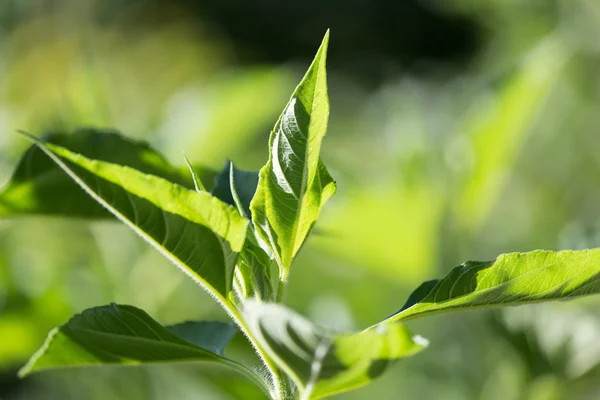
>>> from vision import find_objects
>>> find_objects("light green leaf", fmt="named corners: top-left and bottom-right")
top-left (250, 31), bottom-right (336, 280)
top-left (389, 249), bottom-right (600, 322)
top-left (14, 133), bottom-right (248, 298)
top-left (235, 230), bottom-right (274, 301)
top-left (243, 301), bottom-right (426, 399)
top-left (182, 153), bottom-right (207, 192)
top-left (19, 304), bottom-right (270, 394)
top-left (0, 129), bottom-right (203, 218)
top-left (211, 162), bottom-right (274, 300)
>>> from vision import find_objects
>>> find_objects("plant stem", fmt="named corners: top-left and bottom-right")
top-left (275, 275), bottom-right (288, 303)
top-left (219, 358), bottom-right (273, 397)
top-left (226, 304), bottom-right (287, 399)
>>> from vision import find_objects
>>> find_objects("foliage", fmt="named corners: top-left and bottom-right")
top-left (4, 31), bottom-right (600, 400)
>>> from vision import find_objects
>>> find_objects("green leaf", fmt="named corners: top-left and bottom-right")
top-left (0, 129), bottom-right (201, 218)
top-left (19, 304), bottom-right (271, 394)
top-left (21, 304), bottom-right (231, 372)
top-left (212, 162), bottom-right (259, 218)
top-left (182, 153), bottom-right (207, 192)
top-left (167, 321), bottom-right (238, 356)
top-left (212, 162), bottom-right (274, 301)
top-left (243, 301), bottom-right (426, 399)
top-left (250, 31), bottom-right (336, 279)
top-left (389, 249), bottom-right (600, 322)
top-left (235, 231), bottom-right (274, 301)
top-left (14, 133), bottom-right (248, 298)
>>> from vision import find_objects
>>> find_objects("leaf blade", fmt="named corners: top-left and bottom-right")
top-left (18, 133), bottom-right (247, 298)
top-left (0, 130), bottom-right (199, 218)
top-left (211, 162), bottom-right (274, 300)
top-left (390, 249), bottom-right (600, 322)
top-left (19, 304), bottom-right (235, 376)
top-left (243, 301), bottom-right (426, 399)
top-left (211, 161), bottom-right (259, 218)
top-left (250, 31), bottom-right (336, 277)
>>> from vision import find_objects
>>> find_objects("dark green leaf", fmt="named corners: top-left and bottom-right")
top-left (243, 301), bottom-right (426, 399)
top-left (20, 305), bottom-right (235, 374)
top-left (212, 162), bottom-right (259, 218)
top-left (250, 32), bottom-right (336, 280)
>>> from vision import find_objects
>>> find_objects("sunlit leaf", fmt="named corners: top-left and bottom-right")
top-left (0, 130), bottom-right (200, 218)
top-left (212, 162), bottom-right (273, 300)
top-left (250, 31), bottom-right (336, 281)
top-left (243, 301), bottom-right (426, 399)
top-left (389, 249), bottom-right (600, 322)
top-left (9, 132), bottom-right (248, 298)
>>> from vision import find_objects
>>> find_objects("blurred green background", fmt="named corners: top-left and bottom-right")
top-left (3, 0), bottom-right (600, 399)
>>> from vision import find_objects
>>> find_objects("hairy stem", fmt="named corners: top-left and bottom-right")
top-left (275, 275), bottom-right (288, 303)
top-left (226, 304), bottom-right (287, 399)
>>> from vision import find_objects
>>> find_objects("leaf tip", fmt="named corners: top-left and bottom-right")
top-left (16, 130), bottom-right (39, 143)
top-left (412, 334), bottom-right (429, 348)
top-left (17, 365), bottom-right (30, 379)
top-left (319, 30), bottom-right (330, 56)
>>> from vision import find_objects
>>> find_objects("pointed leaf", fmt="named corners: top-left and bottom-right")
top-left (212, 162), bottom-right (274, 300)
top-left (389, 249), bottom-right (600, 322)
top-left (243, 301), bottom-right (426, 399)
top-left (182, 153), bottom-right (207, 192)
top-left (250, 32), bottom-right (336, 278)
top-left (20, 305), bottom-right (236, 374)
top-left (16, 134), bottom-right (248, 298)
top-left (0, 130), bottom-right (201, 218)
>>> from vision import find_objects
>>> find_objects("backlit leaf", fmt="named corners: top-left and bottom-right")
top-left (389, 249), bottom-right (600, 322)
top-left (250, 31), bottom-right (336, 280)
top-left (243, 301), bottom-right (426, 399)
top-left (11, 133), bottom-right (248, 298)
top-left (0, 129), bottom-right (204, 218)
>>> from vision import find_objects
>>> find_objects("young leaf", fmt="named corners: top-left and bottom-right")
top-left (243, 301), bottom-right (426, 399)
top-left (0, 130), bottom-right (200, 218)
top-left (212, 162), bottom-right (259, 218)
top-left (16, 133), bottom-right (248, 298)
top-left (212, 162), bottom-right (274, 300)
top-left (235, 231), bottom-right (274, 301)
top-left (19, 304), bottom-right (270, 394)
top-left (388, 249), bottom-right (600, 322)
top-left (182, 153), bottom-right (207, 192)
top-left (250, 31), bottom-right (336, 280)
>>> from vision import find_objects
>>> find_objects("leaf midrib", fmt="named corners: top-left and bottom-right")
top-left (285, 55), bottom-right (326, 269)
top-left (27, 139), bottom-right (232, 302)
